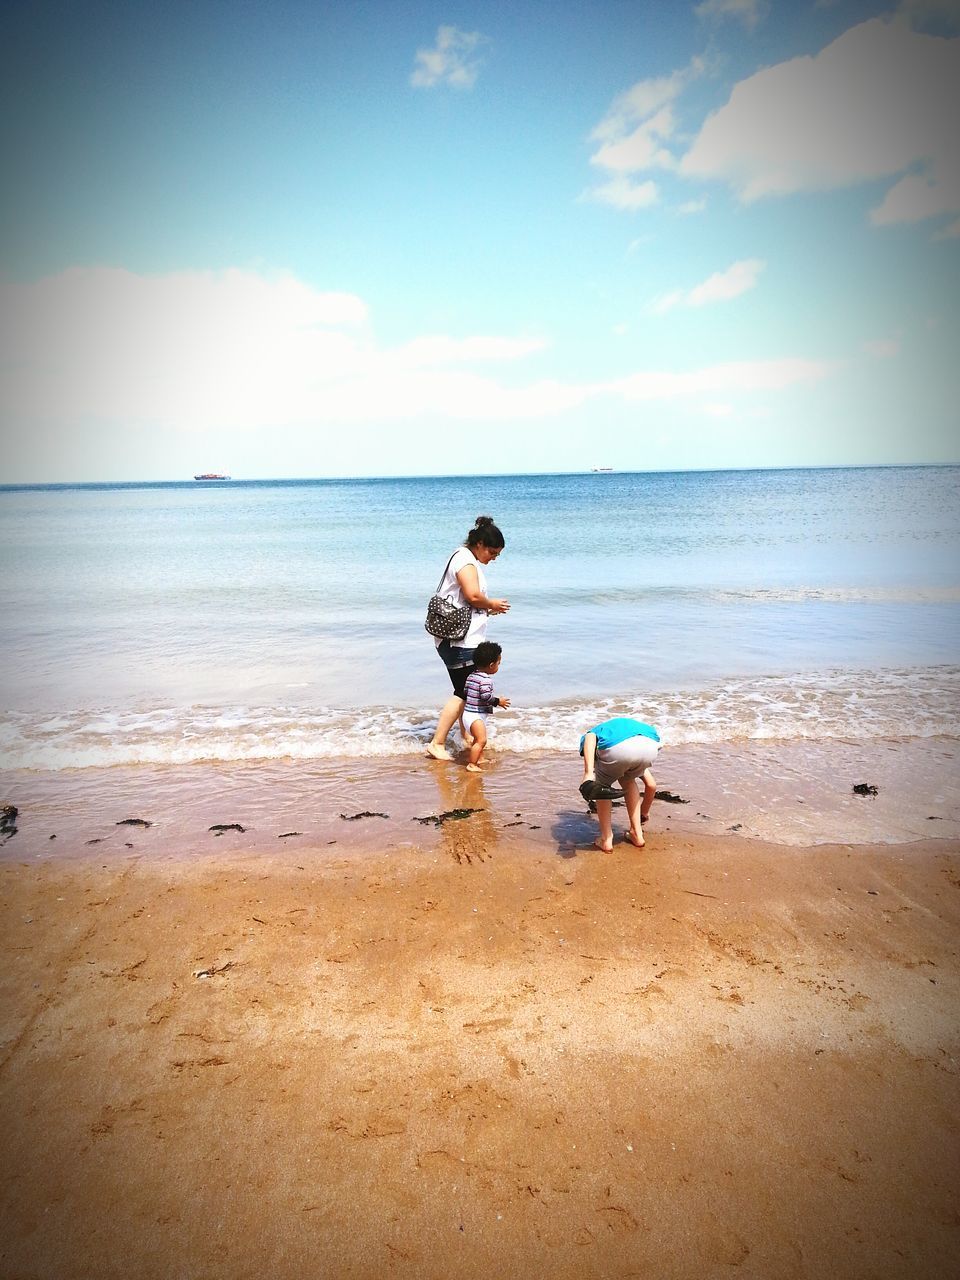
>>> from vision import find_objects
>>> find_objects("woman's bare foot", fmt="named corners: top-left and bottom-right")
top-left (594, 837), bottom-right (614, 853)
top-left (425, 743), bottom-right (452, 761)
top-left (465, 762), bottom-right (482, 773)
top-left (626, 829), bottom-right (645, 848)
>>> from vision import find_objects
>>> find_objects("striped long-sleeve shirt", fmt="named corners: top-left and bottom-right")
top-left (463, 670), bottom-right (500, 715)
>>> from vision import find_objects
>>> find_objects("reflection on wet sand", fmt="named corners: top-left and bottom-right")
top-left (423, 761), bottom-right (500, 865)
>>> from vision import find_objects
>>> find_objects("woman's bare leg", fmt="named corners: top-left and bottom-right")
top-left (426, 694), bottom-right (466, 760)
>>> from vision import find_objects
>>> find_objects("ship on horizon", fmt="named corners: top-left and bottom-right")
top-left (193, 472), bottom-right (231, 480)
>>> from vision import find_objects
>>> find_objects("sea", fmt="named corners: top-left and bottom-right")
top-left (1, 466), bottom-right (958, 852)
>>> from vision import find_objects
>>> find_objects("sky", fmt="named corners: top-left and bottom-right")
top-left (1, 0), bottom-right (958, 482)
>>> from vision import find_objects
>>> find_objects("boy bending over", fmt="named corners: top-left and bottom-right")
top-left (579, 717), bottom-right (660, 852)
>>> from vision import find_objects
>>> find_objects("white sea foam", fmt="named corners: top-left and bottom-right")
top-left (2, 665), bottom-right (958, 771)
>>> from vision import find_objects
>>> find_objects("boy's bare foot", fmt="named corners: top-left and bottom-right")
top-left (626, 829), bottom-right (645, 848)
top-left (465, 762), bottom-right (482, 773)
top-left (425, 743), bottom-right (452, 761)
top-left (594, 837), bottom-right (614, 853)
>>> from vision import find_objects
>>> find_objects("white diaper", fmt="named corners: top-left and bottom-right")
top-left (462, 711), bottom-right (490, 739)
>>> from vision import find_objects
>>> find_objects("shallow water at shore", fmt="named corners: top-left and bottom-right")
top-left (4, 736), bottom-right (957, 862)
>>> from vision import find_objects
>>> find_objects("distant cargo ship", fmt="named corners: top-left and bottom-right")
top-left (591, 466), bottom-right (613, 473)
top-left (193, 473), bottom-right (231, 480)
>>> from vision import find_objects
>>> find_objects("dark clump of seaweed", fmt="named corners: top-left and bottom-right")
top-left (413, 807), bottom-right (483, 828)
top-left (1, 805), bottom-right (18, 844)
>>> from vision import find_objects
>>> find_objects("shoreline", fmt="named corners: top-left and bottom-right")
top-left (2, 735), bottom-right (958, 865)
top-left (1, 829), bottom-right (958, 1278)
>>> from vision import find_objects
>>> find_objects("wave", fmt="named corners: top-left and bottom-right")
top-left (2, 666), bottom-right (959, 771)
top-left (551, 585), bottom-right (960, 606)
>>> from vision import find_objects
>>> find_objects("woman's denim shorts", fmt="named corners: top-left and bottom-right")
top-left (436, 639), bottom-right (476, 696)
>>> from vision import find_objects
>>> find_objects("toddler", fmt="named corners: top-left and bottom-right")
top-left (461, 641), bottom-right (510, 771)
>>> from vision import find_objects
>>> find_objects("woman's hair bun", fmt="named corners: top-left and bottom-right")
top-left (465, 514), bottom-right (505, 550)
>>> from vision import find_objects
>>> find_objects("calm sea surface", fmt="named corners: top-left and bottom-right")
top-left (1, 467), bottom-right (958, 770)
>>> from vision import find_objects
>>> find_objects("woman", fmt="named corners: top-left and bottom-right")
top-left (425, 515), bottom-right (510, 761)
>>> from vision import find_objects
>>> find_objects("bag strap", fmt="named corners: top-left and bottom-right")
top-left (434, 550), bottom-right (460, 594)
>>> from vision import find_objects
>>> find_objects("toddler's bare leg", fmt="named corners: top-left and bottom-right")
top-left (466, 721), bottom-right (487, 771)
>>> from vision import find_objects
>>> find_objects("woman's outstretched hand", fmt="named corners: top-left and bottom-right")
top-left (488, 598), bottom-right (510, 614)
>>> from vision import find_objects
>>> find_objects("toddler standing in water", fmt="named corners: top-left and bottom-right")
top-left (461, 641), bottom-right (510, 772)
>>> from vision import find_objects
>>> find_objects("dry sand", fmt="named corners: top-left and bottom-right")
top-left (1, 821), bottom-right (958, 1279)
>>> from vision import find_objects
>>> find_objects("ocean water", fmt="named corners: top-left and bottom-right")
top-left (1, 466), bottom-right (959, 772)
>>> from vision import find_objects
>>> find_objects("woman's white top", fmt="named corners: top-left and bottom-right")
top-left (435, 546), bottom-right (488, 649)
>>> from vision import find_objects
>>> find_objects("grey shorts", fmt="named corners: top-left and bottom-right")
top-left (595, 734), bottom-right (660, 787)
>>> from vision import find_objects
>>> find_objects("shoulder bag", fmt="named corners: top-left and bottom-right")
top-left (424, 552), bottom-right (473, 640)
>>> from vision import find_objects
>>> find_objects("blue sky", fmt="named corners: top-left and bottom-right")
top-left (1, 0), bottom-right (958, 481)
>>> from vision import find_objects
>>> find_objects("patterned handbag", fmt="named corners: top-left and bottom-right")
top-left (424, 553), bottom-right (472, 640)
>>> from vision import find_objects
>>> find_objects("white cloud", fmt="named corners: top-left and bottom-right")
top-left (590, 68), bottom-right (693, 144)
top-left (650, 258), bottom-right (766, 312)
top-left (584, 59), bottom-right (703, 207)
top-left (0, 268), bottom-right (370, 431)
top-left (410, 26), bottom-right (486, 89)
top-left (680, 17), bottom-right (960, 227)
top-left (677, 198), bottom-right (707, 214)
top-left (583, 176), bottom-right (660, 210)
top-left (870, 170), bottom-right (960, 226)
top-left (0, 267), bottom-right (834, 453)
top-left (606, 357), bottom-right (832, 400)
top-left (589, 106), bottom-right (677, 173)
top-left (0, 268), bottom-right (555, 432)
top-left (694, 0), bottom-right (768, 31)
top-left (388, 334), bottom-right (547, 367)
top-left (688, 258), bottom-right (765, 304)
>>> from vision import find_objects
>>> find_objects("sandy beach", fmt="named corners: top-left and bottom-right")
top-left (2, 810), bottom-right (958, 1279)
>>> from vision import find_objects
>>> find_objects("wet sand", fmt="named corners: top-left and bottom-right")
top-left (2, 819), bottom-right (959, 1279)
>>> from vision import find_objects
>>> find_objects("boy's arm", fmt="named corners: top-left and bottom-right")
top-left (581, 731), bottom-right (598, 777)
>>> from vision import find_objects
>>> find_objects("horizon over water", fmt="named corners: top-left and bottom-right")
top-left (2, 464), bottom-right (958, 846)
top-left (2, 460), bottom-right (956, 491)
